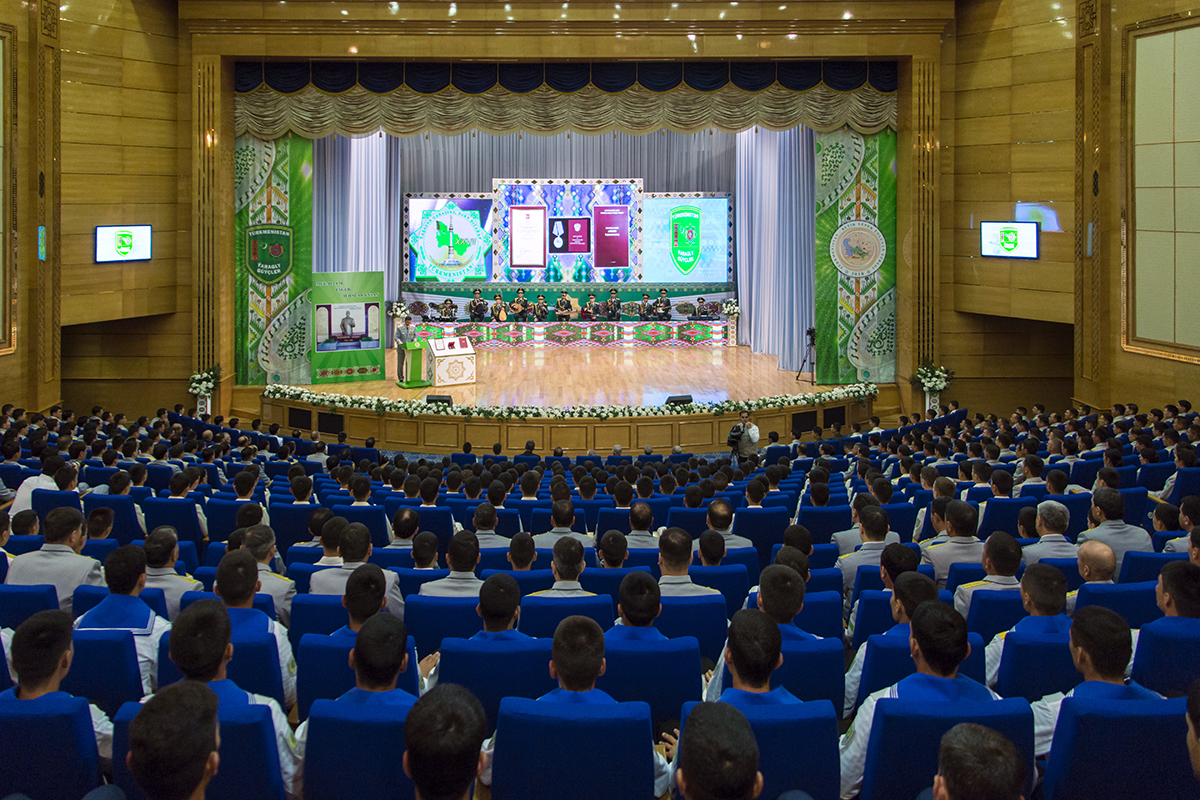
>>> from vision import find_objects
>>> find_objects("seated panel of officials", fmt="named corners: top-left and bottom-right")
top-left (434, 286), bottom-right (676, 323)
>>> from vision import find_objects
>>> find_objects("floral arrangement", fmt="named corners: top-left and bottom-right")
top-left (722, 299), bottom-right (741, 317)
top-left (262, 382), bottom-right (878, 421)
top-left (385, 300), bottom-right (403, 319)
top-left (188, 365), bottom-right (221, 397)
top-left (909, 363), bottom-right (954, 394)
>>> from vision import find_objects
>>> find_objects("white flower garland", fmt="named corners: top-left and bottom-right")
top-left (261, 382), bottom-right (877, 420)
top-left (188, 366), bottom-right (220, 397)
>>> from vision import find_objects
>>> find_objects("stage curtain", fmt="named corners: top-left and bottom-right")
top-left (735, 127), bottom-right (815, 374)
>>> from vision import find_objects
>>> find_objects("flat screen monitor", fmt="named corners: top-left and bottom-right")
top-left (980, 221), bottom-right (1039, 259)
top-left (95, 225), bottom-right (152, 262)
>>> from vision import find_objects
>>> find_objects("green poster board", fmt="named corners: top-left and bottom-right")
top-left (234, 133), bottom-right (313, 386)
top-left (813, 129), bottom-right (897, 385)
top-left (311, 272), bottom-right (386, 384)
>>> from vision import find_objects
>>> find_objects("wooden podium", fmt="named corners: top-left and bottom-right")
top-left (396, 341), bottom-right (431, 388)
top-left (429, 336), bottom-right (477, 388)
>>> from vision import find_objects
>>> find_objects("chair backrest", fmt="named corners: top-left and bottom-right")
top-left (490, 697), bottom-right (654, 800)
top-left (180, 590), bottom-right (276, 620)
top-left (1042, 697), bottom-right (1193, 800)
top-left (1040, 558), bottom-right (1084, 592)
top-left (664, 507), bottom-right (710, 539)
top-left (577, 566), bottom-right (653, 609)
top-left (60, 628), bottom-right (145, 717)
top-left (480, 568), bottom-right (556, 596)
top-left (656, 594), bottom-right (729, 662)
top-left (0, 693), bottom-right (101, 800)
top-left (403, 595), bottom-right (482, 658)
top-left (770, 637), bottom-right (846, 712)
top-left (965, 590), bottom-right (1028, 642)
top-left (331, 505), bottom-right (391, 549)
top-left (1118, 551), bottom-right (1188, 583)
top-left (945, 562), bottom-right (989, 595)
top-left (157, 629), bottom-right (284, 705)
top-left (267, 503), bottom-right (324, 556)
top-left (31, 488), bottom-right (83, 522)
top-left (794, 591), bottom-right (844, 640)
top-left (519, 594), bottom-right (614, 639)
top-left (679, 698), bottom-right (839, 800)
top-left (978, 497), bottom-right (1038, 538)
top-left (1074, 580), bottom-right (1162, 628)
top-left (204, 498), bottom-right (244, 542)
top-left (796, 506), bottom-right (853, 544)
top-left (851, 591), bottom-right (897, 650)
top-left (599, 636), bottom-right (702, 730)
top-left (0, 583), bottom-right (60, 629)
top-left (82, 494), bottom-right (144, 545)
top-left (1130, 619), bottom-right (1200, 695)
top-left (859, 698), bottom-right (1035, 800)
top-left (688, 564), bottom-right (750, 618)
top-left (142, 497), bottom-right (205, 546)
top-left (303, 700), bottom-right (416, 800)
top-left (288, 594), bottom-right (350, 649)
top-left (731, 507), bottom-right (790, 568)
top-left (80, 537), bottom-right (119, 563)
top-left (595, 507), bottom-right (633, 535)
top-left (995, 628), bottom-right (1080, 701)
top-left (391, 567), bottom-right (451, 598)
top-left (286, 562), bottom-right (337, 594)
top-left (807, 567), bottom-right (844, 596)
top-left (71, 585), bottom-right (167, 622)
top-left (879, 503), bottom-right (919, 544)
top-left (437, 637), bottom-right (557, 734)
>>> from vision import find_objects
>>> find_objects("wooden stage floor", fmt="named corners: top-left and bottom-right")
top-left (295, 345), bottom-right (827, 408)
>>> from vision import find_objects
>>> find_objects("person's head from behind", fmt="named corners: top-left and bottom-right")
top-left (699, 529), bottom-right (725, 566)
top-left (344, 563), bottom-right (387, 627)
top-left (892, 572), bottom-right (938, 624)
top-left (412, 531), bottom-right (439, 569)
top-left (932, 722), bottom-right (1025, 800)
top-left (447, 530), bottom-right (480, 573)
top-left (43, 506), bottom-right (85, 548)
top-left (676, 701), bottom-right (763, 800)
top-left (706, 499), bottom-right (733, 531)
top-left (550, 615), bottom-right (605, 691)
top-left (339, 522), bottom-right (372, 563)
top-left (880, 542), bottom-right (920, 588)
top-left (910, 601), bottom-right (970, 677)
top-left (128, 681), bottom-right (221, 800)
top-left (725, 609), bottom-right (782, 690)
top-left (169, 599), bottom-right (231, 682)
top-left (12, 508), bottom-right (39, 537)
top-left (756, 564), bottom-right (805, 624)
top-left (1158, 560), bottom-right (1200, 618)
top-left (1076, 540), bottom-right (1116, 583)
top-left (507, 531), bottom-right (535, 570)
top-left (403, 684), bottom-right (488, 800)
top-left (11, 610), bottom-right (75, 693)
top-left (105, 544), bottom-right (148, 595)
top-left (552, 536), bottom-right (586, 582)
top-left (944, 500), bottom-right (977, 537)
top-left (983, 532), bottom-right (1022, 578)
top-left (782, 524), bottom-right (812, 554)
top-left (213, 549), bottom-right (259, 608)
top-left (618, 571), bottom-right (661, 628)
top-left (1020, 562), bottom-right (1067, 616)
top-left (478, 573), bottom-right (521, 632)
top-left (87, 506), bottom-right (114, 539)
top-left (1068, 605), bottom-right (1132, 682)
top-left (352, 613), bottom-right (409, 691)
top-left (599, 530), bottom-right (627, 569)
top-left (658, 527), bottom-right (693, 575)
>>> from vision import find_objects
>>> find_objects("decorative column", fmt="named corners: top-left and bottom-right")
top-left (31, 0), bottom-right (61, 408)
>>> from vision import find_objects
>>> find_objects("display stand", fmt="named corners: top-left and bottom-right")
top-left (396, 341), bottom-right (432, 388)
top-left (429, 336), bottom-right (477, 388)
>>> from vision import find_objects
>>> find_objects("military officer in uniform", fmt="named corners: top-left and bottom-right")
top-left (142, 527), bottom-right (202, 621)
top-left (468, 289), bottom-right (488, 322)
top-left (555, 290), bottom-right (574, 321)
top-left (510, 288), bottom-right (531, 322)
top-left (581, 293), bottom-right (600, 320)
top-left (490, 293), bottom-right (507, 321)
top-left (439, 298), bottom-right (458, 321)
top-left (638, 292), bottom-right (654, 320)
top-left (245, 526), bottom-right (297, 628)
top-left (604, 288), bottom-right (622, 321)
top-left (655, 288), bottom-right (672, 320)
top-left (395, 315), bottom-right (420, 382)
top-left (534, 294), bottom-right (550, 322)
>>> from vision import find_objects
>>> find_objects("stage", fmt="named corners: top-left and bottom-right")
top-left (406, 319), bottom-right (730, 348)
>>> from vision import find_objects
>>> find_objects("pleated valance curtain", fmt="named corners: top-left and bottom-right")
top-left (235, 60), bottom-right (897, 139)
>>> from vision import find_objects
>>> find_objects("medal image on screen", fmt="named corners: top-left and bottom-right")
top-left (510, 206), bottom-right (548, 268)
top-left (549, 217), bottom-right (591, 254)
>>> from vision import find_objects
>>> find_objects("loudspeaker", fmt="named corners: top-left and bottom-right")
top-left (426, 395), bottom-right (453, 405)
top-left (666, 395), bottom-right (693, 406)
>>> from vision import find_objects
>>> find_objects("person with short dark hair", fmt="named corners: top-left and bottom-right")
top-left (404, 684), bottom-right (489, 800)
top-left (627, 503), bottom-right (657, 549)
top-left (673, 701), bottom-right (764, 800)
top-left (598, 530), bottom-right (628, 568)
top-left (837, 505), bottom-right (893, 602)
top-left (128, 681), bottom-right (221, 800)
top-left (6, 506), bottom-right (104, 615)
top-left (982, 562), bottom-right (1069, 687)
top-left (479, 616), bottom-right (670, 794)
top-left (75, 544), bottom-right (172, 693)
top-left (385, 507), bottom-right (420, 550)
top-left (0, 610), bottom-right (114, 759)
top-left (142, 526), bottom-right (203, 621)
top-left (659, 527), bottom-right (720, 597)
top-left (1162, 495), bottom-right (1200, 554)
top-left (953, 531), bottom-right (1023, 618)
top-left (928, 722), bottom-right (1025, 800)
top-left (421, 531), bottom-right (484, 597)
top-left (922, 499), bottom-right (985, 589)
top-left (1029, 605), bottom-right (1160, 756)
top-left (166, 599), bottom-right (298, 794)
top-left (840, 601), bottom-right (1001, 798)
top-left (1077, 486), bottom-right (1153, 573)
top-left (470, 502), bottom-right (510, 549)
top-left (529, 538), bottom-right (594, 598)
top-left (610, 571), bottom-right (663, 631)
top-left (698, 529), bottom-right (725, 567)
top-left (310, 522), bottom-right (405, 618)
top-left (86, 506), bottom-right (114, 540)
top-left (703, 499), bottom-right (751, 550)
top-left (531, 499), bottom-right (592, 550)
top-left (507, 531), bottom-right (536, 570)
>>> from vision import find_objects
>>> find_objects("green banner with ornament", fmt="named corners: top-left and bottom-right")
top-left (813, 128), bottom-right (897, 385)
top-left (234, 133), bottom-right (313, 386)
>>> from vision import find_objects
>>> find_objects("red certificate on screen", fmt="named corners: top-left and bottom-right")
top-left (510, 206), bottom-right (547, 268)
top-left (593, 206), bottom-right (630, 268)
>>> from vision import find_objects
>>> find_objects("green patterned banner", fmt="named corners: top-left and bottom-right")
top-left (814, 129), bottom-right (897, 385)
top-left (311, 272), bottom-right (386, 384)
top-left (234, 134), bottom-right (313, 386)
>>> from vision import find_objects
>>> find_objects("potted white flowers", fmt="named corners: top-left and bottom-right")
top-left (188, 365), bottom-right (221, 416)
top-left (909, 363), bottom-right (954, 414)
top-left (721, 299), bottom-right (741, 346)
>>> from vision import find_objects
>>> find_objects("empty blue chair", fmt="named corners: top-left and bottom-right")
top-left (595, 507), bottom-right (633, 535)
top-left (680, 699), bottom-right (839, 800)
top-left (1118, 550), bottom-right (1188, 583)
top-left (0, 693), bottom-right (101, 799)
top-left (599, 636), bottom-right (702, 728)
top-left (491, 697), bottom-right (655, 800)
top-left (1056, 492), bottom-right (1093, 541)
top-left (966, 590), bottom-right (1028, 642)
top-left (404, 595), bottom-right (481, 658)
top-left (477, 548), bottom-right (511, 572)
top-left (369, 548), bottom-right (415, 570)
top-left (807, 568), bottom-right (844, 595)
top-left (665, 506), bottom-right (709, 539)
top-left (60, 629), bottom-right (145, 716)
top-left (689, 564), bottom-right (750, 618)
top-left (143, 464), bottom-right (175, 492)
top-left (978, 497), bottom-right (1038, 538)
top-left (267, 503), bottom-right (323, 556)
top-left (732, 507), bottom-right (791, 568)
top-left (1041, 557), bottom-right (1084, 592)
top-left (851, 590), bottom-right (897, 650)
top-left (657, 594), bottom-right (728, 662)
top-left (82, 494), bottom-right (145, 545)
top-left (204, 498), bottom-right (244, 542)
top-left (578, 566), bottom-right (653, 609)
top-left (391, 567), bottom-right (451, 598)
top-left (1130, 617), bottom-right (1200, 695)
top-left (194, 566), bottom-right (217, 592)
top-left (771, 637), bottom-right (846, 712)
top-left (437, 636), bottom-right (557, 734)
top-left (481, 568), bottom-right (555, 596)
top-left (142, 497), bottom-right (206, 548)
top-left (1069, 459), bottom-right (1104, 489)
top-left (995, 626), bottom-right (1080, 701)
top-left (288, 593), bottom-right (349, 649)
top-left (879, 503), bottom-right (919, 543)
top-left (295, 635), bottom-right (355, 721)
top-left (303, 700), bottom-right (416, 800)
top-left (520, 594), bottom-right (613, 639)
top-left (30, 488), bottom-right (83, 520)
top-left (332, 505), bottom-right (391, 550)
top-left (718, 547), bottom-right (761, 587)
top-left (794, 591), bottom-right (844, 640)
top-left (4, 534), bottom-right (44, 556)
top-left (945, 562), bottom-right (988, 595)
top-left (858, 698), bottom-right (1035, 800)
top-left (1042, 697), bottom-right (1192, 800)
top-left (796, 506), bottom-right (852, 544)
top-left (0, 584), bottom-right (59, 628)
top-left (1074, 580), bottom-right (1162, 628)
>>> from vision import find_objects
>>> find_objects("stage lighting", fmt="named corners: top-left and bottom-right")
top-left (426, 395), bottom-right (453, 405)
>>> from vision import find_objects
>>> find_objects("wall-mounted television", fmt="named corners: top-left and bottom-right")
top-left (980, 221), bottom-right (1039, 259)
top-left (95, 225), bottom-right (152, 262)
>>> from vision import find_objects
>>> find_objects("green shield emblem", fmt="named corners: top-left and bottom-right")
top-left (246, 224), bottom-right (293, 284)
top-left (670, 205), bottom-right (702, 275)
top-left (114, 230), bottom-right (134, 256)
top-left (999, 226), bottom-right (1019, 252)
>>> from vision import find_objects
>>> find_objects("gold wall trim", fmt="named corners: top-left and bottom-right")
top-left (912, 57), bottom-right (937, 365)
top-left (0, 24), bottom-right (16, 356)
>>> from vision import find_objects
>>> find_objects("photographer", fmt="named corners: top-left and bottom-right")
top-left (728, 410), bottom-right (760, 470)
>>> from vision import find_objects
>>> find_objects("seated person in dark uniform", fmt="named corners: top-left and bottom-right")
top-left (638, 293), bottom-right (654, 321)
top-left (555, 290), bottom-right (573, 321)
top-left (510, 288), bottom-right (531, 321)
top-left (603, 288), bottom-right (622, 321)
top-left (468, 288), bottom-right (488, 322)
top-left (534, 294), bottom-right (549, 321)
top-left (439, 298), bottom-right (458, 321)
top-left (655, 288), bottom-right (672, 320)
top-left (581, 293), bottom-right (600, 320)
top-left (694, 296), bottom-right (709, 318)
top-left (490, 293), bottom-right (507, 321)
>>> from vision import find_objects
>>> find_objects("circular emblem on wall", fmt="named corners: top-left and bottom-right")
top-left (830, 220), bottom-right (887, 278)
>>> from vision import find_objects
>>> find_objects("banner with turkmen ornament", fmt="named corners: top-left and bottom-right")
top-left (813, 128), bottom-right (897, 385)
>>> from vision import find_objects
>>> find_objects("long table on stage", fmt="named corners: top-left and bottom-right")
top-left (413, 319), bottom-right (730, 348)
